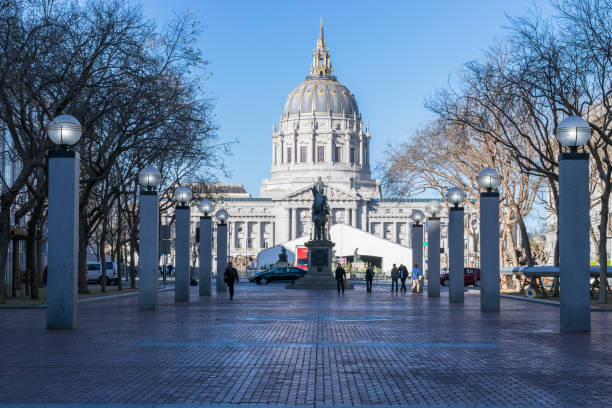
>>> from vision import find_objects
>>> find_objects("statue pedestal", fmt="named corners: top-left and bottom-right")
top-left (288, 240), bottom-right (337, 289)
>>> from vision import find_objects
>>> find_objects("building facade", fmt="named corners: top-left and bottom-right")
top-left (186, 21), bottom-right (445, 268)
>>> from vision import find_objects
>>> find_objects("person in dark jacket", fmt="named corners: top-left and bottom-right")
top-left (365, 266), bottom-right (375, 293)
top-left (391, 264), bottom-right (399, 293)
top-left (224, 262), bottom-right (239, 299)
top-left (399, 264), bottom-right (408, 292)
top-left (335, 265), bottom-right (346, 294)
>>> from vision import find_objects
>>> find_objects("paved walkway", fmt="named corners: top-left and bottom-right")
top-left (1, 282), bottom-right (611, 408)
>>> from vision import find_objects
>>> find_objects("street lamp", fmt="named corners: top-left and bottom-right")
top-left (46, 114), bottom-right (82, 329)
top-left (199, 198), bottom-right (213, 216)
top-left (138, 165), bottom-right (161, 310)
top-left (199, 198), bottom-right (214, 296)
top-left (412, 209), bottom-right (425, 225)
top-left (425, 201), bottom-right (442, 297)
top-left (47, 114), bottom-right (83, 147)
top-left (215, 208), bottom-right (229, 293)
top-left (477, 168), bottom-right (501, 312)
top-left (138, 165), bottom-right (161, 191)
top-left (446, 187), bottom-right (465, 303)
top-left (174, 186), bottom-right (192, 302)
top-left (556, 116), bottom-right (592, 332)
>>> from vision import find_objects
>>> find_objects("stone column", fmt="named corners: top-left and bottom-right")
top-left (285, 208), bottom-right (292, 242)
top-left (412, 224), bottom-right (423, 271)
top-left (361, 203), bottom-right (368, 232)
top-left (295, 208), bottom-right (301, 238)
top-left (216, 222), bottom-right (227, 293)
top-left (559, 152), bottom-right (590, 332)
top-left (243, 221), bottom-right (249, 251)
top-left (138, 190), bottom-right (160, 310)
top-left (449, 207), bottom-right (464, 303)
top-left (352, 206), bottom-right (358, 228)
top-left (174, 205), bottom-right (190, 302)
top-left (427, 217), bottom-right (441, 297)
top-left (199, 216), bottom-right (212, 296)
top-left (480, 192), bottom-right (500, 312)
top-left (46, 150), bottom-right (79, 329)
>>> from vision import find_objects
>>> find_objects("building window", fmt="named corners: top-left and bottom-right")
top-left (300, 146), bottom-right (307, 162)
top-left (317, 146), bottom-right (325, 163)
top-left (274, 145), bottom-right (277, 164)
top-left (334, 146), bottom-right (342, 162)
top-left (350, 147), bottom-right (355, 164)
top-left (287, 147), bottom-right (292, 163)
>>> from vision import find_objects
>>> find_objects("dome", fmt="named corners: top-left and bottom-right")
top-left (282, 78), bottom-right (359, 117)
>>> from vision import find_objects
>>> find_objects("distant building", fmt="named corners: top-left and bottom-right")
top-left (187, 20), bottom-right (451, 272)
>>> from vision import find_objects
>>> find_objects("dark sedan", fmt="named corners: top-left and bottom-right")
top-left (249, 266), bottom-right (307, 285)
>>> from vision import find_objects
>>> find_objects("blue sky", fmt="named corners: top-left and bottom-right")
top-left (142, 0), bottom-right (552, 197)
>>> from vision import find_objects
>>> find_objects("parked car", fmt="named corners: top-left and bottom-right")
top-left (87, 261), bottom-right (118, 285)
top-left (248, 266), bottom-right (307, 285)
top-left (440, 267), bottom-right (481, 287)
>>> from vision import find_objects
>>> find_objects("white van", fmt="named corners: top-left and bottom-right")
top-left (87, 261), bottom-right (118, 285)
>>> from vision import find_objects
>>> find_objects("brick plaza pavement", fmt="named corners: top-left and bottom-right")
top-left (1, 281), bottom-right (611, 408)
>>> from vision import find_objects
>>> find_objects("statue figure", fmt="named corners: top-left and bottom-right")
top-left (311, 177), bottom-right (330, 241)
top-left (353, 248), bottom-right (362, 263)
top-left (278, 246), bottom-right (288, 263)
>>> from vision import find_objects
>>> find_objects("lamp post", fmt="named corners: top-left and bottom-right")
top-left (446, 187), bottom-right (466, 303)
top-left (46, 114), bottom-right (82, 329)
top-left (557, 116), bottom-right (592, 332)
top-left (426, 201), bottom-right (442, 298)
top-left (199, 199), bottom-right (213, 296)
top-left (174, 186), bottom-right (192, 302)
top-left (411, 210), bottom-right (425, 291)
top-left (215, 208), bottom-right (229, 293)
top-left (138, 165), bottom-right (161, 310)
top-left (477, 168), bottom-right (501, 312)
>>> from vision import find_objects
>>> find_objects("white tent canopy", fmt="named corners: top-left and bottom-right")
top-left (256, 224), bottom-right (413, 272)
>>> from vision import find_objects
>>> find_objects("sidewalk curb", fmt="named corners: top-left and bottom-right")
top-left (501, 293), bottom-right (612, 312)
top-left (0, 285), bottom-right (175, 309)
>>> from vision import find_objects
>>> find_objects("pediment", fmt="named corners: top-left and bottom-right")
top-left (283, 184), bottom-right (357, 202)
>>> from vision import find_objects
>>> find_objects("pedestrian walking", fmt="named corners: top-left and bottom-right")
top-left (224, 262), bottom-right (239, 299)
top-left (399, 264), bottom-right (408, 292)
top-left (411, 264), bottom-right (423, 294)
top-left (391, 263), bottom-right (399, 293)
top-left (335, 264), bottom-right (346, 294)
top-left (365, 266), bottom-right (375, 293)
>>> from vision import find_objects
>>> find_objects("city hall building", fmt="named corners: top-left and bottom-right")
top-left (192, 21), bottom-right (445, 269)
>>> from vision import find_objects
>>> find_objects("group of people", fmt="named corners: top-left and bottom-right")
top-left (391, 263), bottom-right (423, 293)
top-left (224, 261), bottom-right (424, 299)
top-left (333, 263), bottom-right (423, 294)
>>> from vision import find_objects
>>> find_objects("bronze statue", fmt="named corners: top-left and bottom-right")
top-left (278, 246), bottom-right (288, 263)
top-left (311, 177), bottom-right (330, 241)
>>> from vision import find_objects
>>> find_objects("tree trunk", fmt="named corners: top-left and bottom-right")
top-left (598, 184), bottom-right (611, 304)
top-left (12, 238), bottom-right (18, 298)
top-left (130, 237), bottom-right (136, 289)
top-left (35, 233), bottom-right (43, 291)
top-left (28, 200), bottom-right (44, 299)
top-left (78, 216), bottom-right (90, 294)
top-left (589, 224), bottom-right (600, 262)
top-left (0, 204), bottom-right (11, 303)
top-left (515, 210), bottom-right (533, 266)
top-left (99, 221), bottom-right (107, 293)
top-left (116, 202), bottom-right (123, 291)
top-left (506, 225), bottom-right (519, 266)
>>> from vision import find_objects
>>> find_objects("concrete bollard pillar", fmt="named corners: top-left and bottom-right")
top-left (138, 191), bottom-right (159, 310)
top-left (559, 152), bottom-right (590, 332)
top-left (174, 206), bottom-right (190, 301)
top-left (427, 217), bottom-right (441, 297)
top-left (216, 223), bottom-right (227, 293)
top-left (46, 150), bottom-right (80, 329)
top-left (449, 207), bottom-right (464, 303)
top-left (480, 192), bottom-right (500, 312)
top-left (199, 216), bottom-right (212, 296)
